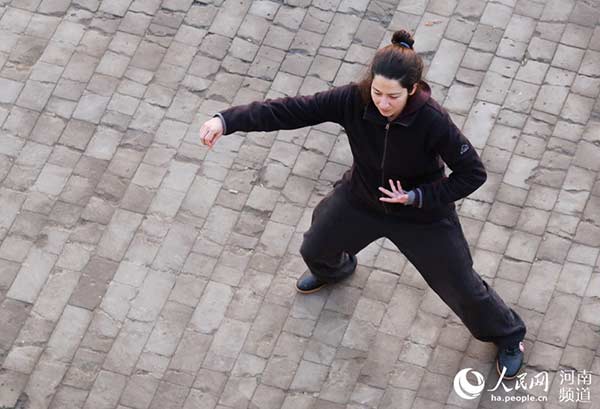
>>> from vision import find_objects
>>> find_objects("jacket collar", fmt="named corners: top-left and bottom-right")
top-left (362, 80), bottom-right (431, 127)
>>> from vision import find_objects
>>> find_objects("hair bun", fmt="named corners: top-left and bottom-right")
top-left (391, 30), bottom-right (415, 49)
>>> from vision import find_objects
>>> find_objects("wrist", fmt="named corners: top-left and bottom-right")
top-left (405, 190), bottom-right (416, 205)
top-left (213, 113), bottom-right (227, 134)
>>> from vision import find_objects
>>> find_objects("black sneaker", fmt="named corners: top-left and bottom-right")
top-left (295, 271), bottom-right (327, 294)
top-left (496, 341), bottom-right (524, 380)
top-left (296, 253), bottom-right (357, 294)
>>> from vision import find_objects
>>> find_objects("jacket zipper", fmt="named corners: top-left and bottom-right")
top-left (380, 122), bottom-right (390, 214)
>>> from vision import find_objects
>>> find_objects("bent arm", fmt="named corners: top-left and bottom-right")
top-left (214, 84), bottom-right (354, 135)
top-left (411, 113), bottom-right (487, 209)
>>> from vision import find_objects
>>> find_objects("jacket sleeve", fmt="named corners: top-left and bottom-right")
top-left (216, 84), bottom-right (354, 135)
top-left (413, 112), bottom-right (487, 209)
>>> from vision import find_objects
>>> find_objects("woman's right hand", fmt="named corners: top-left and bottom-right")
top-left (199, 117), bottom-right (224, 148)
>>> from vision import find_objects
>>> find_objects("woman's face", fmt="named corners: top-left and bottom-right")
top-left (371, 74), bottom-right (416, 121)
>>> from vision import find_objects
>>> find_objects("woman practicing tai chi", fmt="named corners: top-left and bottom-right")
top-left (199, 30), bottom-right (527, 379)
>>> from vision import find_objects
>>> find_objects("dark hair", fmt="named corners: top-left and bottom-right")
top-left (357, 30), bottom-right (424, 105)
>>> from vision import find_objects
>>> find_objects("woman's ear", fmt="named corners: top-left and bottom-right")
top-left (408, 83), bottom-right (417, 96)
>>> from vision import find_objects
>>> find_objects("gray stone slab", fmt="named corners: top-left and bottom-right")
top-left (96, 209), bottom-right (143, 261)
top-left (145, 301), bottom-right (193, 357)
top-left (69, 256), bottom-right (119, 310)
top-left (23, 359), bottom-right (68, 409)
top-left (83, 370), bottom-right (127, 409)
top-left (102, 319), bottom-right (154, 376)
top-left (0, 78), bottom-right (25, 104)
top-left (7, 248), bottom-right (57, 303)
top-left (414, 13), bottom-right (449, 53)
top-left (127, 269), bottom-right (176, 322)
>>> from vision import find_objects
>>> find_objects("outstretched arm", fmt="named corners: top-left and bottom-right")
top-left (199, 84), bottom-right (354, 148)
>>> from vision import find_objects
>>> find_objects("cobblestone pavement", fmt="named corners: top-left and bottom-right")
top-left (0, 0), bottom-right (599, 408)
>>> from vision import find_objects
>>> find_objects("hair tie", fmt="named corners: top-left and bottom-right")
top-left (399, 41), bottom-right (411, 49)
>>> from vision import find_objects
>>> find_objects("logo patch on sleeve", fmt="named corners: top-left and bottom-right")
top-left (460, 144), bottom-right (470, 155)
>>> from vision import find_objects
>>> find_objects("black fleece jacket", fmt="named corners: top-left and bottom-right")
top-left (215, 81), bottom-right (487, 223)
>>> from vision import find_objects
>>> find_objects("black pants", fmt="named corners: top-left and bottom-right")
top-left (300, 183), bottom-right (526, 348)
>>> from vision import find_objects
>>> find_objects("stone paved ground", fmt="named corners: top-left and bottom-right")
top-left (0, 0), bottom-right (599, 408)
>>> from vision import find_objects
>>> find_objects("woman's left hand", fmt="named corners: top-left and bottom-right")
top-left (378, 179), bottom-right (409, 204)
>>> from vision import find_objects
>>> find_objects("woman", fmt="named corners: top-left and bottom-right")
top-left (199, 30), bottom-right (526, 379)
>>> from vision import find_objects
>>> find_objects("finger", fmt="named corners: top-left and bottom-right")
top-left (389, 179), bottom-right (398, 194)
top-left (379, 197), bottom-right (403, 203)
top-left (378, 186), bottom-right (394, 197)
top-left (379, 194), bottom-right (409, 203)
top-left (396, 180), bottom-right (403, 193)
top-left (209, 133), bottom-right (219, 148)
top-left (207, 134), bottom-right (215, 147)
top-left (202, 129), bottom-right (213, 146)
